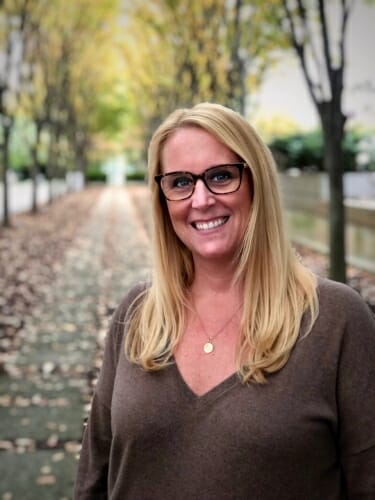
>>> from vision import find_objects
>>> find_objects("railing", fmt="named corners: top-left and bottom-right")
top-left (279, 172), bottom-right (375, 273)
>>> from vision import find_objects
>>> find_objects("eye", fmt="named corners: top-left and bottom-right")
top-left (171, 174), bottom-right (193, 189)
top-left (208, 167), bottom-right (235, 184)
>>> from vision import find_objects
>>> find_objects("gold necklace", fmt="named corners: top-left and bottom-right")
top-left (193, 301), bottom-right (242, 354)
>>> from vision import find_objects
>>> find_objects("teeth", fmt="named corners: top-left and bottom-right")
top-left (195, 217), bottom-right (227, 230)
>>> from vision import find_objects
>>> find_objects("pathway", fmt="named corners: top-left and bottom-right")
top-left (0, 186), bottom-right (151, 500)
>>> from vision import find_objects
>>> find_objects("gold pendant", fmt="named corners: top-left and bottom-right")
top-left (203, 341), bottom-right (214, 354)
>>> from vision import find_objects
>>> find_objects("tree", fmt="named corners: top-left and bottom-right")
top-left (19, 0), bottom-right (124, 198)
top-left (281, 0), bottom-right (352, 282)
top-left (62, 1), bottom-right (123, 177)
top-left (18, 0), bottom-right (49, 212)
top-left (121, 0), bottom-right (286, 156)
top-left (0, 0), bottom-right (31, 226)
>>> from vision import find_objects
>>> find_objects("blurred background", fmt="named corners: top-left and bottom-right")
top-left (0, 0), bottom-right (374, 498)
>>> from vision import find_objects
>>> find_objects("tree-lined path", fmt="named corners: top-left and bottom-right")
top-left (0, 186), bottom-right (151, 499)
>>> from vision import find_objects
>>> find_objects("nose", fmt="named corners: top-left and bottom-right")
top-left (191, 179), bottom-right (215, 208)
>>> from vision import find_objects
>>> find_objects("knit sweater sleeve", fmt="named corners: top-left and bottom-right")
top-left (335, 284), bottom-right (375, 498)
top-left (73, 283), bottom-right (147, 499)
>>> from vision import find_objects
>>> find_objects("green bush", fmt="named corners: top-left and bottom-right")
top-left (85, 164), bottom-right (106, 182)
top-left (126, 170), bottom-right (146, 181)
top-left (269, 129), bottom-right (373, 172)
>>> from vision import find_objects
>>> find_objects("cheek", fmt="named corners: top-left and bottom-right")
top-left (236, 196), bottom-right (252, 232)
top-left (239, 178), bottom-right (253, 217)
top-left (166, 202), bottom-right (186, 227)
top-left (243, 171), bottom-right (253, 201)
top-left (165, 204), bottom-right (193, 249)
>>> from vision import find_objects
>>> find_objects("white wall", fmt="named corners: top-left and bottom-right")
top-left (0, 173), bottom-right (84, 219)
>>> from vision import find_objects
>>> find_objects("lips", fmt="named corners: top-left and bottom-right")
top-left (193, 216), bottom-right (229, 231)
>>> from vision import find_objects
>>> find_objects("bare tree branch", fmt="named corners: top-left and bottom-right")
top-left (297, 0), bottom-right (325, 100)
top-left (318, 0), bottom-right (333, 97)
top-left (339, 0), bottom-right (352, 70)
top-left (282, 0), bottom-right (320, 108)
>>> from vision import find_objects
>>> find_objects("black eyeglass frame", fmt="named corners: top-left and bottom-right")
top-left (154, 162), bottom-right (249, 201)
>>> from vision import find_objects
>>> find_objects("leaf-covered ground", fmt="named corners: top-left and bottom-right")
top-left (295, 243), bottom-right (375, 312)
top-left (0, 185), bottom-right (151, 499)
top-left (0, 188), bottom-right (102, 366)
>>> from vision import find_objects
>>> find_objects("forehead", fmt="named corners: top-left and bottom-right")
top-left (161, 126), bottom-right (237, 173)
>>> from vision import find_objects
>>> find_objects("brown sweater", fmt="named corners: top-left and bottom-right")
top-left (73, 278), bottom-right (375, 499)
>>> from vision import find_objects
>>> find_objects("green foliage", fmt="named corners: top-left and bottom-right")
top-left (126, 169), bottom-right (146, 181)
top-left (351, 133), bottom-right (375, 171)
top-left (85, 163), bottom-right (106, 182)
top-left (0, 0), bottom-right (128, 180)
top-left (269, 130), bottom-right (323, 170)
top-left (7, 119), bottom-right (32, 177)
top-left (269, 129), bottom-right (375, 172)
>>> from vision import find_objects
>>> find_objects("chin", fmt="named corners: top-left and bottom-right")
top-left (193, 246), bottom-right (237, 263)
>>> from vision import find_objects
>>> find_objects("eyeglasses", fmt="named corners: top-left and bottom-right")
top-left (155, 162), bottom-right (248, 201)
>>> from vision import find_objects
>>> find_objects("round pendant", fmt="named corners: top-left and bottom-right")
top-left (203, 341), bottom-right (214, 354)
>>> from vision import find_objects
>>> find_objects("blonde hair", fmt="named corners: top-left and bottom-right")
top-left (125, 102), bottom-right (318, 383)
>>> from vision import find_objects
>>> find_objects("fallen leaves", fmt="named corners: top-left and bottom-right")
top-left (0, 394), bottom-right (70, 408)
top-left (36, 474), bottom-right (56, 486)
top-left (0, 186), bottom-right (152, 498)
top-left (295, 243), bottom-right (375, 312)
top-left (0, 187), bottom-right (102, 366)
top-left (0, 440), bottom-right (13, 451)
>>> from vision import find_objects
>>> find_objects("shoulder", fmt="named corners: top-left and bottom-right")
top-left (316, 276), bottom-right (373, 318)
top-left (314, 277), bottom-right (375, 345)
top-left (298, 278), bottom-right (375, 391)
top-left (108, 282), bottom-right (150, 349)
top-left (317, 275), bottom-right (360, 301)
top-left (113, 282), bottom-right (150, 323)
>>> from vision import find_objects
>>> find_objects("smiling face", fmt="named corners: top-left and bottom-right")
top-left (160, 126), bottom-right (252, 268)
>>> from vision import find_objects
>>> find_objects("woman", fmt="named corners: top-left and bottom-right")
top-left (74, 103), bottom-right (375, 499)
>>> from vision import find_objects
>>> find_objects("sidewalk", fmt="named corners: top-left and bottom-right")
top-left (0, 186), bottom-right (151, 499)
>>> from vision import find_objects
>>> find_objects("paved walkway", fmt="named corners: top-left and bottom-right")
top-left (0, 186), bottom-right (151, 500)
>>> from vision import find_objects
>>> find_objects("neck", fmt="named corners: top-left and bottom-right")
top-left (190, 271), bottom-right (244, 313)
top-left (191, 258), bottom-right (240, 295)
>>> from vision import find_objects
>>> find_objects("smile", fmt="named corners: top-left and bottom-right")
top-left (193, 217), bottom-right (229, 231)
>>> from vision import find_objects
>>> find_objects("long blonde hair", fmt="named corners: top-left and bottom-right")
top-left (125, 102), bottom-right (318, 383)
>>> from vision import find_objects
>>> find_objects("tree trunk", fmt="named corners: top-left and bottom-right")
top-left (46, 129), bottom-right (54, 204)
top-left (48, 178), bottom-right (53, 204)
top-left (30, 122), bottom-right (43, 214)
top-left (226, 0), bottom-right (247, 114)
top-left (1, 124), bottom-right (11, 227)
top-left (320, 103), bottom-right (346, 283)
top-left (30, 150), bottom-right (38, 214)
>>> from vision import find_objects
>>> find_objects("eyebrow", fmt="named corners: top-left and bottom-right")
top-left (161, 162), bottom-right (245, 176)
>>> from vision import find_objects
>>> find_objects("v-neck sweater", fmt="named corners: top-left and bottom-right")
top-left (73, 278), bottom-right (375, 499)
